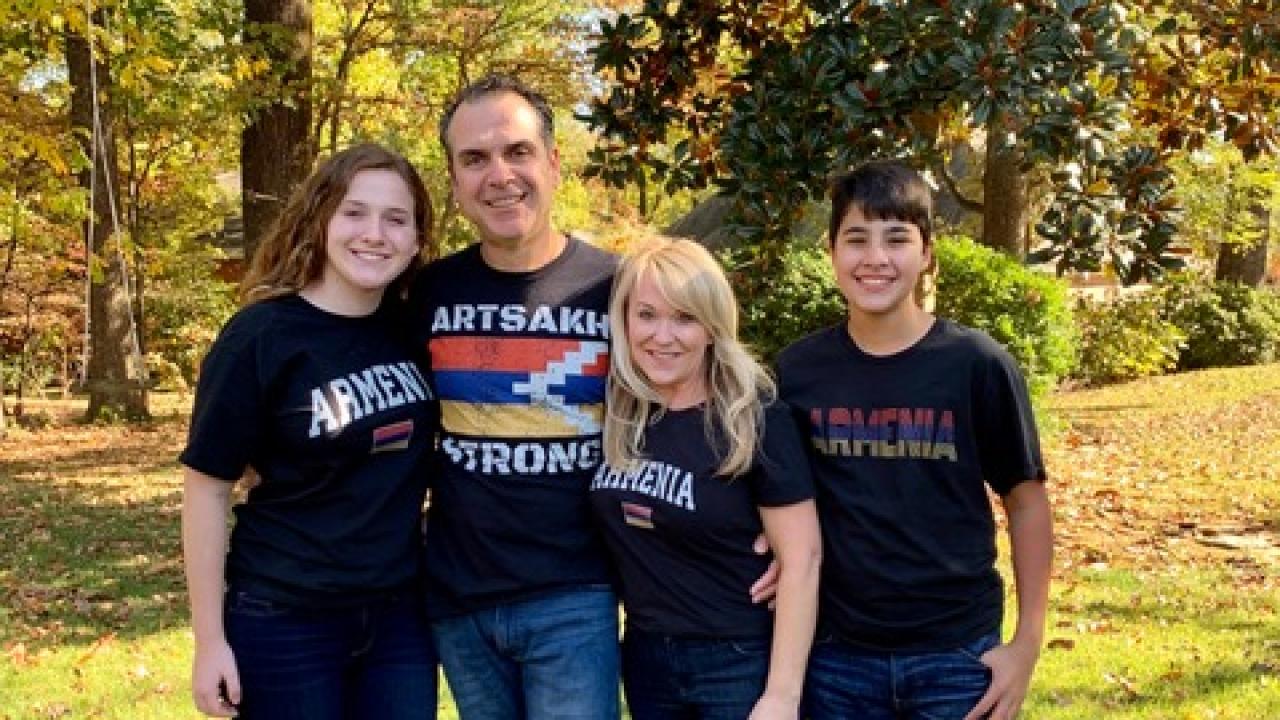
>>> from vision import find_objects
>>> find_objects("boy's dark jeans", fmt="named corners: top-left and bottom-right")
top-left (804, 630), bottom-right (999, 720)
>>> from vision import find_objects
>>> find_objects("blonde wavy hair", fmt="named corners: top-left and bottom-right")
top-left (239, 142), bottom-right (436, 306)
top-left (605, 236), bottom-right (774, 478)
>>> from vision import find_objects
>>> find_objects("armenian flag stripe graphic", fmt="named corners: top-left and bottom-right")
top-left (440, 402), bottom-right (606, 438)
top-left (431, 337), bottom-right (609, 374)
top-left (371, 419), bottom-right (414, 452)
top-left (434, 372), bottom-right (604, 405)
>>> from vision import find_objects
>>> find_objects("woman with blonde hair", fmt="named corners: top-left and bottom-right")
top-left (591, 236), bottom-right (822, 719)
top-left (181, 143), bottom-right (439, 719)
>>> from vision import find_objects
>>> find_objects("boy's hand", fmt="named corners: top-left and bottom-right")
top-left (749, 533), bottom-right (779, 607)
top-left (963, 639), bottom-right (1039, 720)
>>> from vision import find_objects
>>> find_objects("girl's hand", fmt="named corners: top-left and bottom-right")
top-left (192, 639), bottom-right (241, 717)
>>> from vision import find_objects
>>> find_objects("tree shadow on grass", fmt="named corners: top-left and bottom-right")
top-left (0, 458), bottom-right (190, 651)
top-left (2, 421), bottom-right (185, 480)
top-left (1076, 596), bottom-right (1280, 636)
top-left (1038, 660), bottom-right (1276, 713)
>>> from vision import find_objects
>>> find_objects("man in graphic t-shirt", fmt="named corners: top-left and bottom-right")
top-left (408, 74), bottom-right (620, 720)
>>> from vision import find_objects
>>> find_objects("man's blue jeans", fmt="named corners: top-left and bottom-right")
top-left (431, 586), bottom-right (620, 720)
top-left (803, 630), bottom-right (1000, 720)
top-left (224, 587), bottom-right (438, 720)
top-left (621, 628), bottom-right (770, 720)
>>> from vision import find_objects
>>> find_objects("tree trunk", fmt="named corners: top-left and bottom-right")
top-left (981, 131), bottom-right (1028, 257)
top-left (66, 12), bottom-right (149, 421)
top-left (241, 0), bottom-right (314, 264)
top-left (1215, 201), bottom-right (1270, 286)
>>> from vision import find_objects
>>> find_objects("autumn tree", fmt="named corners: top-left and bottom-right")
top-left (584, 0), bottom-right (1278, 283)
top-left (301, 0), bottom-right (617, 246)
top-left (0, 104), bottom-right (85, 427)
top-left (241, 0), bottom-right (314, 261)
top-left (1172, 143), bottom-right (1278, 287)
top-left (65, 6), bottom-right (149, 420)
top-left (1129, 0), bottom-right (1280, 285)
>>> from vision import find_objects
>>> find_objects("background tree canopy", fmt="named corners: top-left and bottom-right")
top-left (582, 0), bottom-right (1280, 283)
top-left (0, 0), bottom-right (1276, 424)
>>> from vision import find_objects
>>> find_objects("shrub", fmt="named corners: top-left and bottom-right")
top-left (728, 244), bottom-right (845, 363)
top-left (933, 236), bottom-right (1078, 398)
top-left (730, 235), bottom-right (1077, 399)
top-left (1073, 293), bottom-right (1184, 386)
top-left (1156, 274), bottom-right (1280, 369)
top-left (144, 245), bottom-right (237, 390)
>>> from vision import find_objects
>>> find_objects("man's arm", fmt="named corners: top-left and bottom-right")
top-left (964, 480), bottom-right (1053, 720)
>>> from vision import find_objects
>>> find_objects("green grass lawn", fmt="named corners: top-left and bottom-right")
top-left (2, 364), bottom-right (1279, 718)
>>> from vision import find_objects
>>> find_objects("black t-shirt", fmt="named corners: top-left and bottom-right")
top-left (589, 401), bottom-right (814, 638)
top-left (180, 294), bottom-right (437, 607)
top-left (775, 319), bottom-right (1045, 651)
top-left (407, 237), bottom-right (617, 616)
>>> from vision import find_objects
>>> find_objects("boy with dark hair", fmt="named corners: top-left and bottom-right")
top-left (776, 160), bottom-right (1053, 720)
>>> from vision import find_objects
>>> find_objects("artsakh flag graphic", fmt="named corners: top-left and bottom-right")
top-left (430, 336), bottom-right (609, 437)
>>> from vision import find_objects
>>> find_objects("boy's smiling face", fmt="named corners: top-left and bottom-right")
top-left (830, 204), bottom-right (931, 322)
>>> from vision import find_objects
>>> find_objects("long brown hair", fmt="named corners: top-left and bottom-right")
top-left (239, 143), bottom-right (436, 306)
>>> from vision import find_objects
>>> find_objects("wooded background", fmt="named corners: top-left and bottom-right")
top-left (2, 0), bottom-right (1278, 427)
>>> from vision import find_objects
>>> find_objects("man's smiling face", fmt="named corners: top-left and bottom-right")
top-left (445, 91), bottom-right (562, 252)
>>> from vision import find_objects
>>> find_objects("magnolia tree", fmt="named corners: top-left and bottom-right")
top-left (583, 0), bottom-right (1279, 283)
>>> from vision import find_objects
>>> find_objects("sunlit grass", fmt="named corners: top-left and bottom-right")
top-left (3, 367), bottom-right (1280, 718)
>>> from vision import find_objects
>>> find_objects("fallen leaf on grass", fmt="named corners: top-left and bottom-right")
top-left (6, 641), bottom-right (29, 666)
top-left (1103, 671), bottom-right (1142, 699)
top-left (75, 632), bottom-right (116, 666)
top-left (1077, 619), bottom-right (1115, 634)
top-left (1047, 637), bottom-right (1076, 650)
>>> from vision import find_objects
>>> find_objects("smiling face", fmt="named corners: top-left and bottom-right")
top-left (309, 169), bottom-right (420, 314)
top-left (830, 204), bottom-right (931, 323)
top-left (625, 271), bottom-right (712, 409)
top-left (444, 91), bottom-right (561, 257)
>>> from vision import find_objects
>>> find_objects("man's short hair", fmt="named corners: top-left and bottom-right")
top-left (828, 160), bottom-right (933, 247)
top-left (438, 74), bottom-right (556, 160)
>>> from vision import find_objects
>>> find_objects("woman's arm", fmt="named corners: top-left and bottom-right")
top-left (182, 466), bottom-right (241, 717)
top-left (750, 499), bottom-right (822, 720)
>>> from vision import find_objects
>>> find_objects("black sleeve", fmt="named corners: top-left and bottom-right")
top-left (973, 347), bottom-right (1046, 496)
top-left (751, 400), bottom-right (816, 507)
top-left (179, 322), bottom-right (265, 482)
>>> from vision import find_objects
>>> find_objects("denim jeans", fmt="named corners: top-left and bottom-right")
top-left (431, 586), bottom-right (620, 720)
top-left (223, 587), bottom-right (437, 720)
top-left (803, 630), bottom-right (1000, 720)
top-left (621, 629), bottom-right (770, 720)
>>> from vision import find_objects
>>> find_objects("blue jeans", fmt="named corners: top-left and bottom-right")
top-left (224, 587), bottom-right (437, 720)
top-left (622, 629), bottom-right (770, 720)
top-left (431, 586), bottom-right (620, 720)
top-left (803, 631), bottom-right (1000, 720)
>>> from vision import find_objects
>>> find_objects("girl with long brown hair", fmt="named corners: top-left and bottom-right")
top-left (181, 143), bottom-right (439, 719)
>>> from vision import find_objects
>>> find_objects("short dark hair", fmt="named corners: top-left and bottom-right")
top-left (828, 160), bottom-right (932, 248)
top-left (438, 74), bottom-right (556, 160)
